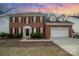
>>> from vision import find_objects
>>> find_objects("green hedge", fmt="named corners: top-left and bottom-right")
top-left (30, 32), bottom-right (43, 39)
top-left (75, 34), bottom-right (79, 38)
top-left (0, 32), bottom-right (22, 39)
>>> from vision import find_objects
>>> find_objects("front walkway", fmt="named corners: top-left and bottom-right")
top-left (51, 38), bottom-right (79, 56)
top-left (20, 39), bottom-right (51, 42)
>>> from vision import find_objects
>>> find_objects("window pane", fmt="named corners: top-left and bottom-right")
top-left (10, 28), bottom-right (12, 33)
top-left (34, 27), bottom-right (36, 33)
top-left (24, 17), bottom-right (26, 24)
top-left (10, 17), bottom-right (13, 23)
top-left (28, 17), bottom-right (30, 24)
top-left (32, 27), bottom-right (34, 33)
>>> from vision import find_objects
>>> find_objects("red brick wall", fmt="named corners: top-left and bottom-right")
top-left (9, 16), bottom-right (45, 33)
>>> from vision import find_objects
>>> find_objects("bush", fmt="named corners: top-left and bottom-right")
top-left (12, 33), bottom-right (22, 38)
top-left (30, 32), bottom-right (43, 39)
top-left (0, 32), bottom-right (22, 39)
top-left (0, 32), bottom-right (8, 39)
top-left (76, 34), bottom-right (79, 38)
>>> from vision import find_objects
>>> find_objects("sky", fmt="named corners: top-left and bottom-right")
top-left (0, 3), bottom-right (79, 32)
top-left (0, 3), bottom-right (79, 16)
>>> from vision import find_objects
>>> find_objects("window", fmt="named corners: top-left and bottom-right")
top-left (15, 17), bottom-right (18, 23)
top-left (12, 27), bottom-right (15, 34)
top-left (16, 27), bottom-right (18, 34)
top-left (21, 27), bottom-right (23, 34)
top-left (40, 17), bottom-right (43, 23)
top-left (28, 17), bottom-right (30, 24)
top-left (24, 17), bottom-right (26, 24)
top-left (34, 27), bottom-right (36, 33)
top-left (18, 27), bottom-right (21, 33)
top-left (12, 17), bottom-right (15, 23)
top-left (10, 17), bottom-right (13, 23)
top-left (21, 17), bottom-right (23, 23)
top-left (43, 17), bottom-right (45, 22)
top-left (36, 27), bottom-right (40, 33)
top-left (50, 16), bottom-right (56, 22)
top-left (32, 27), bottom-right (34, 33)
top-left (36, 16), bottom-right (40, 22)
top-left (10, 28), bottom-right (12, 33)
top-left (33, 16), bottom-right (36, 23)
top-left (19, 17), bottom-right (21, 23)
top-left (40, 27), bottom-right (43, 33)
top-left (15, 28), bottom-right (17, 34)
top-left (31, 16), bottom-right (33, 23)
top-left (26, 17), bottom-right (29, 24)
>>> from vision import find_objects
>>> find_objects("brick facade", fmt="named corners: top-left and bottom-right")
top-left (9, 16), bottom-right (45, 35)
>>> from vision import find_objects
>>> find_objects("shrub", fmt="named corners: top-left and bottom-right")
top-left (76, 34), bottom-right (79, 38)
top-left (0, 32), bottom-right (8, 39)
top-left (12, 33), bottom-right (22, 38)
top-left (0, 32), bottom-right (22, 39)
top-left (30, 32), bottom-right (43, 39)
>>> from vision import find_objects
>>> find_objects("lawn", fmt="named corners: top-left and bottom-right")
top-left (0, 39), bottom-right (72, 56)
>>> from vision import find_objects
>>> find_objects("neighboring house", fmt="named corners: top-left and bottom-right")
top-left (0, 12), bottom-right (73, 38)
top-left (67, 16), bottom-right (79, 33)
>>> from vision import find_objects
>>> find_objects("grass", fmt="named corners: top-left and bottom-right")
top-left (0, 47), bottom-right (71, 56)
top-left (0, 39), bottom-right (72, 56)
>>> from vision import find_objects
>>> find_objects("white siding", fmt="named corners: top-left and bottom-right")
top-left (0, 15), bottom-right (9, 33)
top-left (67, 17), bottom-right (79, 32)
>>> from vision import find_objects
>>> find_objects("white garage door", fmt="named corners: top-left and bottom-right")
top-left (51, 27), bottom-right (69, 38)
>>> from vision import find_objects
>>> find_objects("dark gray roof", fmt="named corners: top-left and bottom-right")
top-left (7, 12), bottom-right (48, 16)
top-left (70, 16), bottom-right (79, 19)
top-left (44, 18), bottom-right (73, 24)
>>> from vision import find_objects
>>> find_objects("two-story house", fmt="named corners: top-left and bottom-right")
top-left (0, 12), bottom-right (73, 38)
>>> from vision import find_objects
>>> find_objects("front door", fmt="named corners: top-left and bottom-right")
top-left (26, 29), bottom-right (29, 37)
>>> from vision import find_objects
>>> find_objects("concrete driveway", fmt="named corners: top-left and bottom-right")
top-left (51, 38), bottom-right (79, 56)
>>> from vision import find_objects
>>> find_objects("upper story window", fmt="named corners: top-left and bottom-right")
top-left (50, 16), bottom-right (56, 22)
top-left (23, 17), bottom-right (26, 24)
top-left (21, 17), bottom-right (24, 23)
top-left (10, 17), bottom-right (13, 23)
top-left (40, 16), bottom-right (44, 23)
top-left (10, 17), bottom-right (15, 23)
top-left (15, 17), bottom-right (18, 23)
top-left (36, 16), bottom-right (40, 22)
top-left (28, 16), bottom-right (31, 24)
top-left (19, 17), bottom-right (21, 23)
top-left (60, 14), bottom-right (66, 22)
top-left (26, 17), bottom-right (29, 24)
top-left (32, 16), bottom-right (36, 23)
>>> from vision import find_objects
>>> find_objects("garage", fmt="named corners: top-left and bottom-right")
top-left (51, 27), bottom-right (69, 38)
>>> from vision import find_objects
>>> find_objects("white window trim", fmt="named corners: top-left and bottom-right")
top-left (40, 17), bottom-right (43, 23)
top-left (34, 27), bottom-right (36, 33)
top-left (46, 23), bottom-right (73, 25)
top-left (40, 27), bottom-right (43, 33)
top-left (33, 16), bottom-right (36, 23)
top-left (12, 17), bottom-right (15, 23)
top-left (12, 27), bottom-right (15, 34)
top-left (19, 17), bottom-right (21, 23)
top-left (26, 17), bottom-right (29, 24)
top-left (19, 27), bottom-right (21, 33)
